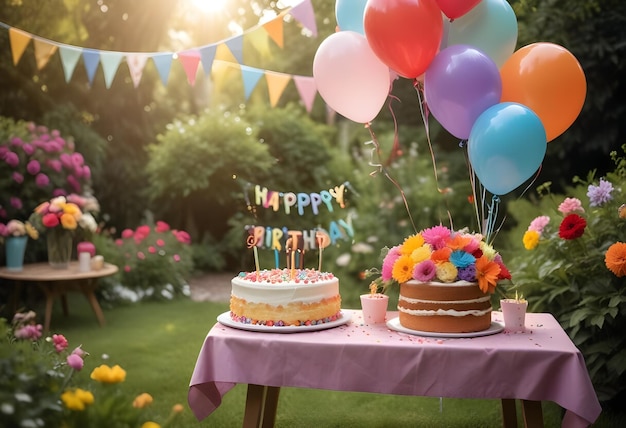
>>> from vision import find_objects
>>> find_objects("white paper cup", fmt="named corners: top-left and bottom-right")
top-left (501, 299), bottom-right (528, 332)
top-left (360, 294), bottom-right (389, 324)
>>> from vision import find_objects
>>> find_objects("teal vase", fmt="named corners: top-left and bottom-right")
top-left (47, 228), bottom-right (73, 269)
top-left (5, 236), bottom-right (28, 271)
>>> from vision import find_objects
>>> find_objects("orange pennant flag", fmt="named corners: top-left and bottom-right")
top-left (8, 28), bottom-right (32, 65)
top-left (263, 17), bottom-right (284, 48)
top-left (265, 71), bottom-right (291, 107)
top-left (33, 39), bottom-right (58, 70)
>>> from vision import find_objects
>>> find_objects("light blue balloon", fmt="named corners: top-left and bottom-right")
top-left (468, 102), bottom-right (547, 195)
top-left (445, 0), bottom-right (518, 67)
top-left (335, 0), bottom-right (368, 34)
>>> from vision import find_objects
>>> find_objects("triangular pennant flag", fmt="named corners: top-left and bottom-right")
top-left (126, 53), bottom-right (149, 87)
top-left (82, 49), bottom-right (100, 85)
top-left (240, 65), bottom-right (265, 100)
top-left (32, 39), bottom-right (58, 70)
top-left (289, 0), bottom-right (317, 37)
top-left (265, 71), bottom-right (291, 107)
top-left (224, 35), bottom-right (244, 64)
top-left (8, 28), bottom-right (32, 65)
top-left (177, 50), bottom-right (201, 85)
top-left (247, 27), bottom-right (271, 58)
top-left (151, 53), bottom-right (174, 85)
top-left (293, 76), bottom-right (317, 113)
top-left (198, 45), bottom-right (217, 75)
top-left (100, 51), bottom-right (124, 88)
top-left (263, 16), bottom-right (284, 48)
top-left (211, 61), bottom-right (233, 97)
top-left (58, 45), bottom-right (82, 82)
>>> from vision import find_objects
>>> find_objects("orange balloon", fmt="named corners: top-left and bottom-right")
top-left (500, 42), bottom-right (586, 142)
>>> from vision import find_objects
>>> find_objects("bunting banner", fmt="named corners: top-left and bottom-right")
top-left (0, 0), bottom-right (320, 110)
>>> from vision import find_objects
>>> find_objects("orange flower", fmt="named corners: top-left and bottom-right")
top-left (391, 255), bottom-right (414, 283)
top-left (475, 256), bottom-right (501, 294)
top-left (431, 247), bottom-right (452, 263)
top-left (605, 242), bottom-right (626, 277)
top-left (447, 234), bottom-right (471, 250)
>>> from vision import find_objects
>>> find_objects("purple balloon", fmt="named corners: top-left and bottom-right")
top-left (424, 45), bottom-right (502, 139)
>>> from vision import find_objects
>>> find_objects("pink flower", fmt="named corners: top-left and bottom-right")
top-left (10, 197), bottom-right (22, 210)
top-left (173, 254), bottom-right (181, 262)
top-left (136, 225), bottom-right (150, 239)
top-left (156, 239), bottom-right (165, 247)
top-left (46, 159), bottom-right (62, 172)
top-left (66, 353), bottom-right (84, 371)
top-left (72, 345), bottom-right (86, 357)
top-left (14, 324), bottom-right (43, 340)
top-left (60, 153), bottom-right (73, 168)
top-left (148, 246), bottom-right (156, 254)
top-left (115, 238), bottom-right (123, 246)
top-left (82, 165), bottom-right (91, 179)
top-left (528, 215), bottom-right (550, 234)
top-left (381, 246), bottom-right (401, 281)
top-left (4, 151), bottom-right (19, 167)
top-left (413, 259), bottom-right (437, 281)
top-left (22, 143), bottom-right (35, 155)
top-left (121, 228), bottom-right (134, 239)
top-left (558, 197), bottom-right (584, 214)
top-left (35, 173), bottom-right (50, 187)
top-left (421, 225), bottom-right (451, 250)
top-left (137, 251), bottom-right (145, 260)
top-left (156, 221), bottom-right (170, 233)
top-left (12, 172), bottom-right (24, 183)
top-left (52, 334), bottom-right (69, 352)
top-left (124, 265), bottom-right (131, 272)
top-left (173, 230), bottom-right (191, 244)
top-left (27, 159), bottom-right (41, 175)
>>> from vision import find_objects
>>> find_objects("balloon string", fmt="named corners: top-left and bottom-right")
top-left (365, 122), bottom-right (417, 234)
top-left (385, 95), bottom-right (402, 166)
top-left (414, 80), bottom-right (450, 195)
top-left (484, 195), bottom-right (500, 244)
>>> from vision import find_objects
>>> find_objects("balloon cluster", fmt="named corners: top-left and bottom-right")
top-left (314, 0), bottom-right (586, 197)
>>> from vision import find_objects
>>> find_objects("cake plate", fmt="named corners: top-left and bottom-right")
top-left (217, 310), bottom-right (352, 333)
top-left (386, 317), bottom-right (504, 338)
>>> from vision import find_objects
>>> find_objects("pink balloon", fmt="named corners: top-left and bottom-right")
top-left (313, 31), bottom-right (390, 123)
top-left (436, 0), bottom-right (481, 19)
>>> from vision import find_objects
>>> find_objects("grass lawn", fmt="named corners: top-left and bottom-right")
top-left (29, 292), bottom-right (623, 427)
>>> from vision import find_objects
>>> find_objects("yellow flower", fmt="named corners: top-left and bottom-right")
top-left (60, 212), bottom-right (78, 230)
top-left (435, 262), bottom-right (458, 283)
top-left (133, 392), bottom-right (154, 409)
top-left (391, 254), bottom-right (414, 283)
top-left (25, 222), bottom-right (39, 240)
top-left (479, 241), bottom-right (497, 260)
top-left (523, 230), bottom-right (540, 250)
top-left (410, 244), bottom-right (432, 263)
top-left (63, 202), bottom-right (82, 219)
top-left (61, 388), bottom-right (94, 411)
top-left (90, 364), bottom-right (127, 384)
top-left (172, 403), bottom-right (184, 413)
top-left (400, 234), bottom-right (424, 255)
top-left (141, 422), bottom-right (161, 428)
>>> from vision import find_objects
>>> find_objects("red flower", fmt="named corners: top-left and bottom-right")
top-left (558, 214), bottom-right (587, 240)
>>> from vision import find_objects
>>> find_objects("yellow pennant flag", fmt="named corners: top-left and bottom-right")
top-left (9, 28), bottom-right (32, 65)
top-left (246, 27), bottom-right (271, 58)
top-left (265, 72), bottom-right (291, 107)
top-left (33, 39), bottom-right (58, 70)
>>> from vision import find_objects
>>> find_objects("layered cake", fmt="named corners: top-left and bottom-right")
top-left (398, 280), bottom-right (492, 333)
top-left (229, 268), bottom-right (341, 326)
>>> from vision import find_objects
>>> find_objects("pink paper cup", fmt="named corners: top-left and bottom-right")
top-left (360, 294), bottom-right (389, 324)
top-left (501, 299), bottom-right (528, 332)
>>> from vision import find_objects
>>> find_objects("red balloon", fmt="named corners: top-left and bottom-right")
top-left (436, 0), bottom-right (481, 20)
top-left (364, 0), bottom-right (443, 79)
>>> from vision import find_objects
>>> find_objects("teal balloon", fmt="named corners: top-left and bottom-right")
top-left (445, 0), bottom-right (518, 67)
top-left (335, 0), bottom-right (367, 34)
top-left (468, 102), bottom-right (547, 195)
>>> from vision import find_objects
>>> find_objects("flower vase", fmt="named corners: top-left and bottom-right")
top-left (5, 236), bottom-right (28, 271)
top-left (47, 229), bottom-right (73, 269)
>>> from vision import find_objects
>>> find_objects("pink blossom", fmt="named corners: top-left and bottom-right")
top-left (10, 197), bottom-right (22, 210)
top-left (67, 175), bottom-right (81, 193)
top-left (52, 188), bottom-right (66, 197)
top-left (47, 159), bottom-right (62, 172)
top-left (148, 246), bottom-right (156, 254)
top-left (156, 221), bottom-right (170, 233)
top-left (71, 152), bottom-right (84, 166)
top-left (4, 151), bottom-right (19, 167)
top-left (10, 137), bottom-right (22, 146)
top-left (528, 216), bottom-right (550, 234)
top-left (136, 225), bottom-right (150, 239)
top-left (82, 165), bottom-right (91, 179)
top-left (381, 246), bottom-right (401, 281)
top-left (66, 353), bottom-right (84, 371)
top-left (124, 265), bottom-right (131, 272)
top-left (421, 225), bottom-right (452, 249)
top-left (22, 143), bottom-right (35, 155)
top-left (14, 324), bottom-right (43, 340)
top-left (558, 198), bottom-right (584, 214)
top-left (156, 239), bottom-right (165, 247)
top-left (173, 230), bottom-right (191, 244)
top-left (35, 173), bottom-right (50, 187)
top-left (27, 159), bottom-right (41, 175)
top-left (115, 238), bottom-right (124, 246)
top-left (72, 345), bottom-right (85, 357)
top-left (137, 251), bottom-right (145, 260)
top-left (413, 260), bottom-right (436, 281)
top-left (121, 228), bottom-right (134, 239)
top-left (52, 334), bottom-right (69, 352)
top-left (12, 172), bottom-right (24, 183)
top-left (60, 153), bottom-right (73, 168)
top-left (172, 254), bottom-right (181, 262)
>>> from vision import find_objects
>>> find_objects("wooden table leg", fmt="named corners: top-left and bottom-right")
top-left (501, 399), bottom-right (518, 428)
top-left (42, 287), bottom-right (55, 333)
top-left (243, 384), bottom-right (281, 428)
top-left (80, 280), bottom-right (106, 327)
top-left (521, 400), bottom-right (544, 428)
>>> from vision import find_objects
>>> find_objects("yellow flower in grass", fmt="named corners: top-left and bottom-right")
top-left (435, 262), bottom-right (457, 283)
top-left (141, 422), bottom-right (161, 428)
top-left (133, 392), bottom-right (154, 409)
top-left (90, 364), bottom-right (127, 384)
top-left (523, 230), bottom-right (540, 250)
top-left (61, 388), bottom-right (94, 411)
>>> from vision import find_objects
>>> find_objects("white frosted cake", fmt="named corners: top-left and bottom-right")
top-left (229, 268), bottom-right (342, 326)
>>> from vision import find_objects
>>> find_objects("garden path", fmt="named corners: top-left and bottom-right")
top-left (188, 272), bottom-right (234, 303)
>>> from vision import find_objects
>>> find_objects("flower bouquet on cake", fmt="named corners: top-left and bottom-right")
top-left (369, 225), bottom-right (511, 334)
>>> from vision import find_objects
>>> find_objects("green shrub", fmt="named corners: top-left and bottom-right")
top-left (506, 145), bottom-right (626, 403)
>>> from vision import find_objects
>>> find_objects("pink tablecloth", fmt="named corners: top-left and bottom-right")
top-left (188, 310), bottom-right (601, 427)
